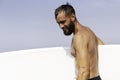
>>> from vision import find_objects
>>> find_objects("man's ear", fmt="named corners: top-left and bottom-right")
top-left (70, 13), bottom-right (76, 22)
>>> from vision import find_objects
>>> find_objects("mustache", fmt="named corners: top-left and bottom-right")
top-left (62, 26), bottom-right (73, 35)
top-left (62, 26), bottom-right (69, 33)
top-left (62, 26), bottom-right (68, 31)
top-left (61, 21), bottom-right (75, 36)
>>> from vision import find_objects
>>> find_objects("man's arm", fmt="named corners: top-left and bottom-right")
top-left (74, 35), bottom-right (90, 80)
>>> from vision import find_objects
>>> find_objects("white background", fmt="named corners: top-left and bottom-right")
top-left (0, 45), bottom-right (120, 80)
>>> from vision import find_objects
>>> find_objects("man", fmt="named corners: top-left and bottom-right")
top-left (54, 3), bottom-right (104, 80)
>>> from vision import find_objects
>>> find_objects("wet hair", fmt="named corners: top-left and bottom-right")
top-left (55, 2), bottom-right (76, 18)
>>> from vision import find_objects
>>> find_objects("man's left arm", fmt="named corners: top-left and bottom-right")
top-left (74, 35), bottom-right (90, 80)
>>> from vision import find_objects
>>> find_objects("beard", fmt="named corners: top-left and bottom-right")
top-left (62, 21), bottom-right (75, 36)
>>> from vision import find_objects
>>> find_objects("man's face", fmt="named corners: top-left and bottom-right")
top-left (56, 11), bottom-right (75, 36)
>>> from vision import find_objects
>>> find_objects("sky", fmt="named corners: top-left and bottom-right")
top-left (0, 0), bottom-right (120, 52)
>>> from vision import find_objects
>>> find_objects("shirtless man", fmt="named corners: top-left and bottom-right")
top-left (54, 3), bottom-right (104, 80)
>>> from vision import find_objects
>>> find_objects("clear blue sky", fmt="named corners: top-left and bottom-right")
top-left (0, 0), bottom-right (120, 52)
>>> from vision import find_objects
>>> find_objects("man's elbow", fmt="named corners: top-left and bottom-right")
top-left (77, 68), bottom-right (90, 80)
top-left (82, 70), bottom-right (90, 79)
top-left (98, 39), bottom-right (104, 45)
top-left (98, 41), bottom-right (104, 45)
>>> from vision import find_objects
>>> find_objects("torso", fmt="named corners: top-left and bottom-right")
top-left (71, 26), bottom-right (99, 79)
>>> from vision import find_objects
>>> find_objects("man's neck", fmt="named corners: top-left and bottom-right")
top-left (74, 21), bottom-right (83, 35)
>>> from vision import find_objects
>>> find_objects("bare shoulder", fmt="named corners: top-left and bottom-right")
top-left (74, 26), bottom-right (93, 40)
top-left (73, 25), bottom-right (100, 47)
top-left (73, 26), bottom-right (90, 45)
top-left (84, 26), bottom-right (104, 45)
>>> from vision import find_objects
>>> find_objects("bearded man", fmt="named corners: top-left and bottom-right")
top-left (55, 3), bottom-right (104, 80)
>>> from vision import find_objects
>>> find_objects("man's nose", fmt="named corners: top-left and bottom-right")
top-left (59, 24), bottom-right (64, 28)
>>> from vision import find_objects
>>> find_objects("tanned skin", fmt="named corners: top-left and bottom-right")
top-left (55, 9), bottom-right (104, 80)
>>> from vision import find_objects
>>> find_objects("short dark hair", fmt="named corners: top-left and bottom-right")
top-left (55, 3), bottom-right (75, 18)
